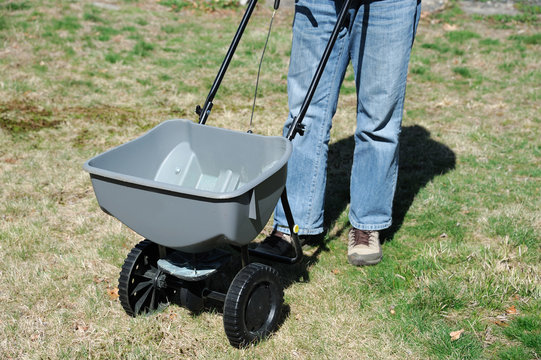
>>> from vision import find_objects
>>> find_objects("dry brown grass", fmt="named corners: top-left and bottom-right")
top-left (1, 0), bottom-right (540, 358)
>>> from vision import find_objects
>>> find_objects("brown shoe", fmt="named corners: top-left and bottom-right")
top-left (347, 228), bottom-right (382, 266)
top-left (256, 230), bottom-right (294, 257)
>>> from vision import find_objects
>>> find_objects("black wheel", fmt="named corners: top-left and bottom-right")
top-left (118, 239), bottom-right (170, 316)
top-left (223, 263), bottom-right (283, 348)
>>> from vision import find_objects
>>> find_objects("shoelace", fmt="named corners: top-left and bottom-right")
top-left (350, 229), bottom-right (372, 247)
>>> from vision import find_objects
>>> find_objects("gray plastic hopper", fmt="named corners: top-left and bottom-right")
top-left (83, 119), bottom-right (292, 253)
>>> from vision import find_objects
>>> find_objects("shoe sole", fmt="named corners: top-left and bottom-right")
top-left (347, 255), bottom-right (382, 266)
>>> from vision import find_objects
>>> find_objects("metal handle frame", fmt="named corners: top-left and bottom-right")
top-left (196, 0), bottom-right (353, 264)
top-left (197, 0), bottom-right (260, 125)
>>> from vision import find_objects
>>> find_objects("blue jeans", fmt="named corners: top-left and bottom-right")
top-left (274, 0), bottom-right (421, 235)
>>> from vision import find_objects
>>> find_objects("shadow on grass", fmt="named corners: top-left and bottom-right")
top-left (325, 124), bottom-right (457, 242)
top-left (386, 125), bottom-right (456, 239)
top-left (325, 125), bottom-right (456, 245)
top-left (278, 124), bottom-right (456, 284)
top-left (165, 124), bottom-right (455, 342)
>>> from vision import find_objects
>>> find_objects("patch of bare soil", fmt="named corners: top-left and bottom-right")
top-left (0, 100), bottom-right (60, 133)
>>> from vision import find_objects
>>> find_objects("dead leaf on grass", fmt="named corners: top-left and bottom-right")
top-left (506, 305), bottom-right (518, 315)
top-left (493, 313), bottom-right (510, 327)
top-left (159, 312), bottom-right (177, 321)
top-left (3, 157), bottom-right (18, 164)
top-left (450, 329), bottom-right (465, 341)
top-left (107, 287), bottom-right (119, 300)
top-left (443, 23), bottom-right (458, 31)
top-left (420, 12), bottom-right (431, 20)
top-left (74, 322), bottom-right (89, 334)
top-left (332, 269), bottom-right (341, 275)
top-left (93, 276), bottom-right (108, 284)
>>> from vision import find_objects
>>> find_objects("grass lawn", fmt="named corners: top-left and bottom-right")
top-left (0, 0), bottom-right (539, 358)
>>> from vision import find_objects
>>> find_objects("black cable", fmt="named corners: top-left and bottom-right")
top-left (248, 9), bottom-right (276, 133)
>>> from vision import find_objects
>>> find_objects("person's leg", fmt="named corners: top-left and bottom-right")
top-left (273, 0), bottom-right (353, 236)
top-left (348, 0), bottom-right (421, 232)
top-left (346, 0), bottom-right (420, 266)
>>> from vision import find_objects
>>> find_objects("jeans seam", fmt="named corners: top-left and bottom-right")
top-left (305, 30), bottom-right (348, 230)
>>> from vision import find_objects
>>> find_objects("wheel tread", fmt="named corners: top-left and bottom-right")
top-left (223, 263), bottom-right (283, 348)
top-left (118, 240), bottom-right (160, 317)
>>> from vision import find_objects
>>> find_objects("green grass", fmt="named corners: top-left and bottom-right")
top-left (159, 0), bottom-right (240, 12)
top-left (0, 1), bottom-right (539, 359)
top-left (503, 314), bottom-right (541, 355)
top-left (104, 52), bottom-right (122, 64)
top-left (509, 33), bottom-right (541, 45)
top-left (445, 30), bottom-right (481, 43)
top-left (132, 40), bottom-right (154, 56)
top-left (1, 1), bottom-right (31, 11)
top-left (51, 15), bottom-right (82, 32)
top-left (0, 16), bottom-right (8, 31)
top-left (93, 25), bottom-right (121, 41)
top-left (452, 66), bottom-right (473, 78)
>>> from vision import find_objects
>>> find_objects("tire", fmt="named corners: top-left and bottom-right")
top-left (118, 239), bottom-right (170, 316)
top-left (223, 263), bottom-right (283, 348)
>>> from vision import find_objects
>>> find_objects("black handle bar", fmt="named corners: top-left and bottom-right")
top-left (197, 0), bottom-right (263, 125)
top-left (286, 0), bottom-right (353, 140)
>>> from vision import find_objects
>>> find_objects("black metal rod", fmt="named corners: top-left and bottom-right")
top-left (281, 187), bottom-right (303, 262)
top-left (249, 188), bottom-right (303, 264)
top-left (202, 289), bottom-right (227, 303)
top-left (240, 245), bottom-right (250, 267)
top-left (198, 0), bottom-right (259, 125)
top-left (286, 0), bottom-right (353, 140)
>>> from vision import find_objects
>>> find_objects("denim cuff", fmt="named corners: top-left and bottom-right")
top-left (275, 225), bottom-right (324, 236)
